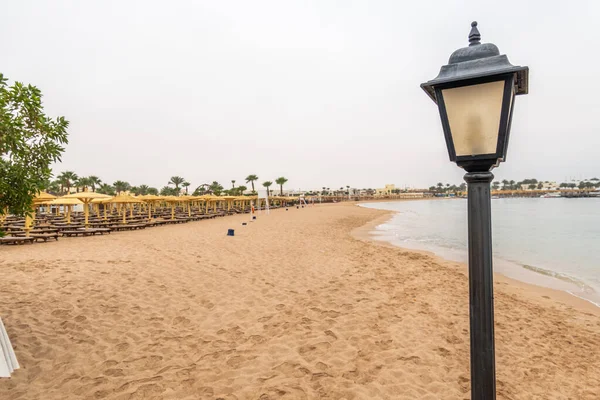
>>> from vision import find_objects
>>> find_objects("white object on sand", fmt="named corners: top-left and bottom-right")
top-left (0, 317), bottom-right (19, 378)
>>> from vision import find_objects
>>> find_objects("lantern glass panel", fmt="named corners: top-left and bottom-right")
top-left (442, 80), bottom-right (505, 157)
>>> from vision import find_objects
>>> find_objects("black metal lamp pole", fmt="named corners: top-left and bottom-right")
top-left (465, 170), bottom-right (495, 398)
top-left (420, 22), bottom-right (529, 400)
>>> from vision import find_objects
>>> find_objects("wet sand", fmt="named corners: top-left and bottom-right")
top-left (0, 202), bottom-right (599, 399)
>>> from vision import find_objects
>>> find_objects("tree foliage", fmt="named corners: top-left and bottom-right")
top-left (262, 181), bottom-right (273, 196)
top-left (245, 174), bottom-right (258, 191)
top-left (275, 176), bottom-right (288, 195)
top-left (97, 183), bottom-right (115, 195)
top-left (113, 180), bottom-right (131, 194)
top-left (209, 181), bottom-right (224, 196)
top-left (0, 74), bottom-right (69, 216)
top-left (160, 186), bottom-right (179, 196)
top-left (169, 176), bottom-right (185, 190)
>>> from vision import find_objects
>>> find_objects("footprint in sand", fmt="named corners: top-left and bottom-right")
top-left (324, 330), bottom-right (338, 340)
top-left (123, 355), bottom-right (163, 369)
top-left (434, 347), bottom-right (451, 357)
top-left (74, 315), bottom-right (87, 323)
top-left (315, 361), bottom-right (329, 371)
top-left (128, 383), bottom-right (165, 399)
top-left (104, 368), bottom-right (125, 377)
top-left (116, 343), bottom-right (130, 351)
top-left (273, 361), bottom-right (311, 378)
top-left (51, 309), bottom-right (72, 318)
top-left (172, 316), bottom-right (191, 326)
top-left (298, 342), bottom-right (331, 360)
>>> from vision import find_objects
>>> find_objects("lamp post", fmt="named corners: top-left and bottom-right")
top-left (421, 22), bottom-right (529, 399)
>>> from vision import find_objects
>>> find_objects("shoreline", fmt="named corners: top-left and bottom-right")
top-left (351, 203), bottom-right (600, 316)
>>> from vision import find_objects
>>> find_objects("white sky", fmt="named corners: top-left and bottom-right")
top-left (3, 1), bottom-right (599, 190)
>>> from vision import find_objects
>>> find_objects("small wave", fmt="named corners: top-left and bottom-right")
top-left (566, 291), bottom-right (600, 308)
top-left (522, 264), bottom-right (595, 293)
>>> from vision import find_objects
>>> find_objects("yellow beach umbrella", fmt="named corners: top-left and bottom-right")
top-left (62, 190), bottom-right (111, 227)
top-left (221, 195), bottom-right (237, 211)
top-left (91, 197), bottom-right (113, 221)
top-left (194, 195), bottom-right (213, 213)
top-left (162, 196), bottom-right (181, 220)
top-left (48, 197), bottom-right (83, 224)
top-left (108, 194), bottom-right (143, 224)
top-left (23, 192), bottom-right (59, 234)
top-left (177, 196), bottom-right (194, 216)
top-left (33, 191), bottom-right (57, 204)
top-left (138, 195), bottom-right (163, 219)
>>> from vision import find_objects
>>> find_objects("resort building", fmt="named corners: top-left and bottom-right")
top-left (375, 184), bottom-right (396, 196)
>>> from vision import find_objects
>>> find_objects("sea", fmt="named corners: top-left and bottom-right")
top-left (361, 198), bottom-right (600, 306)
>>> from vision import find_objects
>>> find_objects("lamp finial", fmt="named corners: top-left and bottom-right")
top-left (469, 21), bottom-right (481, 46)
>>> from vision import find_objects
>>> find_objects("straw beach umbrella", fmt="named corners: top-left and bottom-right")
top-left (177, 196), bottom-right (194, 217)
top-left (162, 196), bottom-right (181, 220)
top-left (195, 195), bottom-right (213, 213)
top-left (91, 197), bottom-right (113, 221)
top-left (33, 191), bottom-right (57, 204)
top-left (48, 197), bottom-right (83, 224)
top-left (108, 194), bottom-right (144, 224)
top-left (221, 195), bottom-right (237, 211)
top-left (138, 194), bottom-right (163, 219)
top-left (22, 191), bottom-right (60, 234)
top-left (62, 190), bottom-right (111, 227)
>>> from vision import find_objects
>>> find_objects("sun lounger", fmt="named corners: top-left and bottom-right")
top-left (0, 236), bottom-right (35, 245)
top-left (31, 233), bottom-right (59, 242)
top-left (62, 228), bottom-right (110, 237)
top-left (108, 224), bottom-right (146, 231)
top-left (61, 230), bottom-right (94, 237)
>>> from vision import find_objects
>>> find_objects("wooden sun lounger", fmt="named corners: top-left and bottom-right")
top-left (31, 233), bottom-right (59, 242)
top-left (108, 224), bottom-right (146, 231)
top-left (62, 228), bottom-right (110, 237)
top-left (0, 236), bottom-right (35, 245)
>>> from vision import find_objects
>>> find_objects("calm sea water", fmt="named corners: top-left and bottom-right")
top-left (361, 198), bottom-right (600, 306)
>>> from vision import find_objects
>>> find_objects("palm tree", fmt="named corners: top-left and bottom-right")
top-left (113, 180), bottom-right (131, 194)
top-left (76, 177), bottom-right (93, 192)
top-left (137, 185), bottom-right (150, 195)
top-left (245, 175), bottom-right (259, 192)
top-left (275, 177), bottom-right (288, 195)
top-left (130, 186), bottom-right (140, 195)
top-left (509, 180), bottom-right (516, 190)
top-left (209, 181), bottom-right (224, 196)
top-left (237, 185), bottom-right (247, 195)
top-left (160, 186), bottom-right (178, 196)
top-left (262, 181), bottom-right (273, 196)
top-left (47, 180), bottom-right (61, 195)
top-left (97, 183), bottom-right (116, 195)
top-left (58, 171), bottom-right (78, 194)
top-left (147, 187), bottom-right (159, 195)
top-left (169, 176), bottom-right (185, 191)
top-left (182, 181), bottom-right (190, 195)
top-left (231, 180), bottom-right (236, 188)
top-left (88, 176), bottom-right (102, 192)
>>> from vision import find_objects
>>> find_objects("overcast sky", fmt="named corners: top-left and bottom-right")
top-left (3, 1), bottom-right (599, 190)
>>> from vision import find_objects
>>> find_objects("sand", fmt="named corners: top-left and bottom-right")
top-left (0, 202), bottom-right (599, 399)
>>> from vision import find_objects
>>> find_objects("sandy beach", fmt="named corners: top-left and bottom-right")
top-left (1, 202), bottom-right (599, 399)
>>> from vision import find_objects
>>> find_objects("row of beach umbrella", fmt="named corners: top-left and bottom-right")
top-left (28, 191), bottom-right (292, 228)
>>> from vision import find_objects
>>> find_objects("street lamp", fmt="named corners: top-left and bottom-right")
top-left (421, 22), bottom-right (529, 399)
